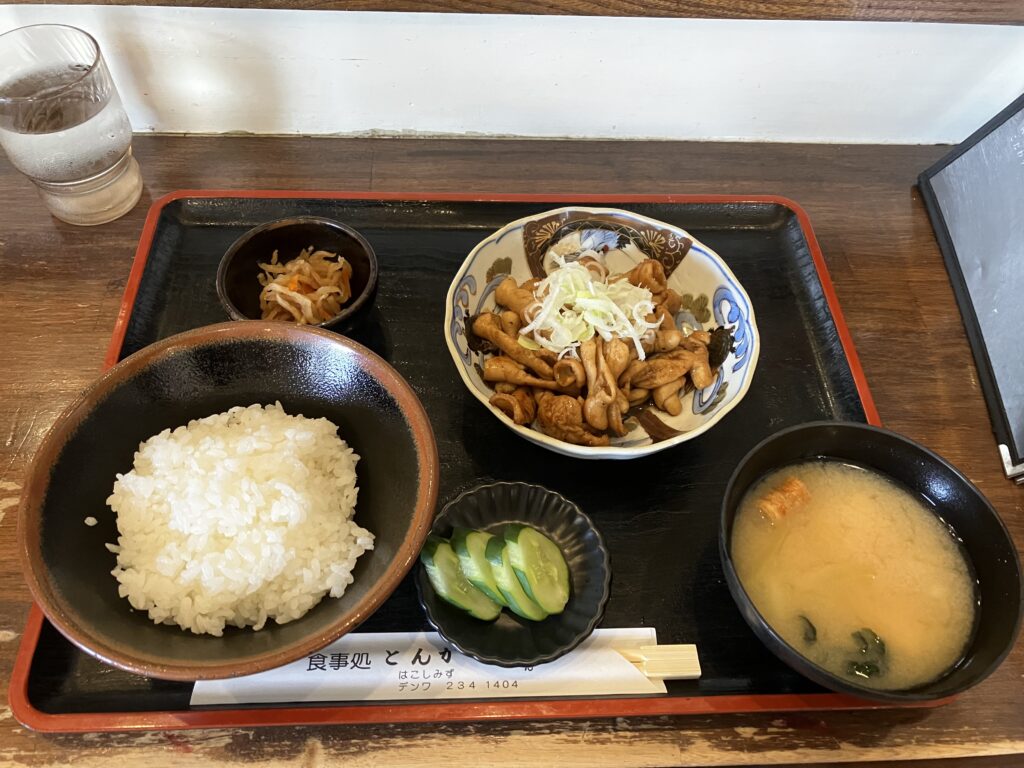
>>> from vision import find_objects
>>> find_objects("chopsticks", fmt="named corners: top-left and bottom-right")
top-left (618, 644), bottom-right (702, 680)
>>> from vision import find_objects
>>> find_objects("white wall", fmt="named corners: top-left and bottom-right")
top-left (2, 5), bottom-right (1023, 143)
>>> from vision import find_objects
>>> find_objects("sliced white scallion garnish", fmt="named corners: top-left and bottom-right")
top-left (518, 257), bottom-right (661, 359)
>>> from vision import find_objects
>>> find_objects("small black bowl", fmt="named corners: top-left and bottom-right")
top-left (720, 421), bottom-right (1023, 702)
top-left (217, 216), bottom-right (378, 333)
top-left (416, 482), bottom-right (610, 667)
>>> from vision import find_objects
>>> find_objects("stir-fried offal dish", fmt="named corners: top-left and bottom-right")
top-left (468, 253), bottom-right (734, 447)
top-left (445, 209), bottom-right (761, 458)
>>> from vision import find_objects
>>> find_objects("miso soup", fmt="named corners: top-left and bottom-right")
top-left (731, 461), bottom-right (977, 691)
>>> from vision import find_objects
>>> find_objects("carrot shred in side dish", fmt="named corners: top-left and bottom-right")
top-left (257, 247), bottom-right (353, 324)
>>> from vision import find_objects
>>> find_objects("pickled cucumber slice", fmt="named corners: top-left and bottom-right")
top-left (503, 524), bottom-right (570, 615)
top-left (484, 535), bottom-right (548, 621)
top-left (421, 535), bottom-right (502, 621)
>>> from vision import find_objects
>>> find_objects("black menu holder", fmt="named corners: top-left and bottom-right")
top-left (918, 92), bottom-right (1024, 484)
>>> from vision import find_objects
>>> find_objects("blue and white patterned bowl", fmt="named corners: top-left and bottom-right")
top-left (443, 207), bottom-right (760, 459)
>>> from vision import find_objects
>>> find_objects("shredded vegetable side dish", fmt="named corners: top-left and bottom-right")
top-left (258, 247), bottom-right (353, 324)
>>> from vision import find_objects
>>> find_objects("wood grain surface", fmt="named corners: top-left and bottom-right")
top-left (3, 0), bottom-right (1020, 24)
top-left (0, 136), bottom-right (1022, 767)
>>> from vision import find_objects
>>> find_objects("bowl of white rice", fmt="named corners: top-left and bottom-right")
top-left (18, 322), bottom-right (438, 680)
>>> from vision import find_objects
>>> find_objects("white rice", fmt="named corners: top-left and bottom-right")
top-left (106, 402), bottom-right (372, 636)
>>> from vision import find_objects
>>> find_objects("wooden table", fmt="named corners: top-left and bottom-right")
top-left (0, 136), bottom-right (1021, 767)
top-left (18, 0), bottom-right (1023, 25)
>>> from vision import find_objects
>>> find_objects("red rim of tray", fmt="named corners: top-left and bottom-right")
top-left (11, 191), bottom-right (910, 733)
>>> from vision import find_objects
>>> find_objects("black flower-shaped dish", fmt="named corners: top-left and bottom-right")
top-left (415, 482), bottom-right (611, 667)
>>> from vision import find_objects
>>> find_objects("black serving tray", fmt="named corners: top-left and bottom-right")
top-left (12, 193), bottom-right (893, 732)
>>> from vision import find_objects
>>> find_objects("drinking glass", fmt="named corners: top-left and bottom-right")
top-left (0, 25), bottom-right (143, 225)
